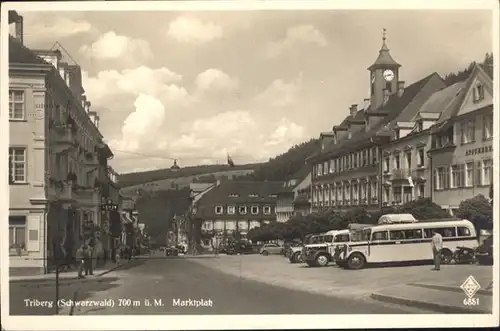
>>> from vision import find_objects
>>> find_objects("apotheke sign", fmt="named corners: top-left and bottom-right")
top-left (465, 145), bottom-right (492, 156)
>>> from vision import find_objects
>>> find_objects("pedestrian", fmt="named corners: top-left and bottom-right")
top-left (84, 242), bottom-right (94, 276)
top-left (76, 243), bottom-right (86, 279)
top-left (431, 230), bottom-right (443, 271)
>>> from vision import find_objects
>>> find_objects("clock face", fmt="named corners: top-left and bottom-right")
top-left (383, 69), bottom-right (395, 82)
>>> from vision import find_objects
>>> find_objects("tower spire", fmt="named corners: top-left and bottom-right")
top-left (368, 28), bottom-right (400, 70)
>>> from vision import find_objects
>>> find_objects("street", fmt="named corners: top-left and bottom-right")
top-left (10, 254), bottom-right (431, 315)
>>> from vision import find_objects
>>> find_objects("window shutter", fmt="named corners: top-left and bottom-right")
top-left (476, 161), bottom-right (482, 186)
top-left (26, 214), bottom-right (40, 252)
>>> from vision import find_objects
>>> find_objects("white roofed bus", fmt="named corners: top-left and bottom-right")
top-left (335, 217), bottom-right (477, 270)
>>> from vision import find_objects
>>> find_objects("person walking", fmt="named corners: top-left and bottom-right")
top-left (431, 230), bottom-right (443, 271)
top-left (84, 242), bottom-right (94, 276)
top-left (76, 243), bottom-right (87, 279)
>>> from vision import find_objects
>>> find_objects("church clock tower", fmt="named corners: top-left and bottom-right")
top-left (368, 29), bottom-right (401, 110)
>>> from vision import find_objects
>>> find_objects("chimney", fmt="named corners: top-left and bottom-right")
top-left (397, 81), bottom-right (405, 97)
top-left (350, 104), bottom-right (358, 116)
top-left (383, 89), bottom-right (390, 104)
top-left (84, 101), bottom-right (91, 113)
top-left (81, 95), bottom-right (87, 109)
top-left (15, 16), bottom-right (23, 44)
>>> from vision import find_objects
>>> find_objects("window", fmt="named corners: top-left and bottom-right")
top-left (334, 234), bottom-right (350, 243)
top-left (473, 83), bottom-right (485, 102)
top-left (482, 159), bottom-right (493, 186)
top-left (403, 229), bottom-right (423, 240)
top-left (360, 182), bottom-right (367, 200)
top-left (323, 161), bottom-right (329, 174)
top-left (263, 206), bottom-right (271, 215)
top-left (393, 187), bottom-right (402, 203)
top-left (394, 154), bottom-right (401, 170)
top-left (251, 206), bottom-right (259, 215)
top-left (228, 193), bottom-right (239, 198)
top-left (249, 194), bottom-right (259, 198)
top-left (395, 129), bottom-right (400, 140)
top-left (417, 184), bottom-right (425, 198)
top-left (384, 187), bottom-right (390, 203)
top-left (344, 184), bottom-right (351, 200)
top-left (9, 90), bottom-right (25, 120)
top-left (417, 149), bottom-right (425, 167)
top-left (424, 227), bottom-right (456, 238)
top-left (329, 160), bottom-right (335, 173)
top-left (451, 165), bottom-right (461, 188)
top-left (384, 157), bottom-right (390, 172)
top-left (460, 120), bottom-right (475, 144)
top-left (457, 227), bottom-right (472, 237)
top-left (416, 120), bottom-right (424, 132)
top-left (372, 231), bottom-right (388, 241)
top-left (362, 149), bottom-right (368, 166)
top-left (370, 181), bottom-right (378, 201)
top-left (9, 148), bottom-right (26, 183)
top-left (435, 166), bottom-right (449, 190)
top-left (483, 114), bottom-right (493, 140)
top-left (371, 147), bottom-right (378, 163)
top-left (389, 230), bottom-right (405, 240)
top-left (465, 162), bottom-right (474, 187)
top-left (227, 206), bottom-right (236, 215)
top-left (352, 183), bottom-right (358, 202)
top-left (238, 206), bottom-right (247, 214)
top-left (214, 206), bottom-right (223, 215)
top-left (9, 216), bottom-right (26, 251)
top-left (405, 151), bottom-right (411, 169)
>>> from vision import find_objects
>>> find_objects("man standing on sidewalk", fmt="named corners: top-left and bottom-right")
top-left (431, 230), bottom-right (443, 271)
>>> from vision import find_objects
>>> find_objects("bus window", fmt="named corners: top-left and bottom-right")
top-left (424, 227), bottom-right (457, 238)
top-left (389, 230), bottom-right (405, 240)
top-left (372, 231), bottom-right (388, 241)
top-left (457, 227), bottom-right (471, 237)
top-left (334, 234), bottom-right (350, 243)
top-left (403, 229), bottom-right (423, 240)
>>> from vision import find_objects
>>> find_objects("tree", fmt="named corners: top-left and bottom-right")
top-left (455, 194), bottom-right (493, 232)
top-left (397, 198), bottom-right (450, 220)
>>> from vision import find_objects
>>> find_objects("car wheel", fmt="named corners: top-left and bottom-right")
top-left (290, 252), bottom-right (301, 264)
top-left (315, 253), bottom-right (330, 267)
top-left (262, 250), bottom-right (269, 256)
top-left (440, 249), bottom-right (453, 265)
top-left (347, 252), bottom-right (366, 270)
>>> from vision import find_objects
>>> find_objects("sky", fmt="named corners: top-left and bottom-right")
top-left (19, 9), bottom-right (492, 174)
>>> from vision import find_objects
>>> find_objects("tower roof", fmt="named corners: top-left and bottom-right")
top-left (368, 29), bottom-right (401, 71)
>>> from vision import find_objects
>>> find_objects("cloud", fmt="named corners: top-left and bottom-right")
top-left (80, 31), bottom-right (153, 62)
top-left (167, 16), bottom-right (223, 44)
top-left (264, 24), bottom-right (328, 58)
top-left (195, 69), bottom-right (239, 91)
top-left (82, 66), bottom-right (185, 107)
top-left (21, 16), bottom-right (94, 42)
top-left (111, 94), bottom-right (166, 152)
top-left (265, 118), bottom-right (305, 146)
top-left (254, 73), bottom-right (303, 108)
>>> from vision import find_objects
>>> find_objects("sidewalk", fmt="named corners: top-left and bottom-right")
top-left (9, 259), bottom-right (131, 287)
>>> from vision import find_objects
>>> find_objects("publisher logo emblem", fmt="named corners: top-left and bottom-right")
top-left (461, 275), bottom-right (480, 306)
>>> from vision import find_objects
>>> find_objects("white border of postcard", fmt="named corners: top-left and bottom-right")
top-left (1, 0), bottom-right (499, 330)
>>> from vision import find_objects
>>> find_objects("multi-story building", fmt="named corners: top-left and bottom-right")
top-left (428, 63), bottom-right (494, 215)
top-left (378, 80), bottom-right (467, 206)
top-left (276, 171), bottom-right (311, 222)
top-left (307, 33), bottom-right (446, 212)
top-left (8, 15), bottom-right (113, 273)
top-left (194, 181), bottom-right (282, 240)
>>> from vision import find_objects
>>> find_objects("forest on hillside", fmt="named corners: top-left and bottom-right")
top-left (443, 52), bottom-right (493, 86)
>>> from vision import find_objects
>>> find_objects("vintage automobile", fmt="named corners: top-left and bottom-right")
top-left (259, 243), bottom-right (284, 256)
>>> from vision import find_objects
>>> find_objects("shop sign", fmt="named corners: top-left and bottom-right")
top-left (465, 145), bottom-right (492, 156)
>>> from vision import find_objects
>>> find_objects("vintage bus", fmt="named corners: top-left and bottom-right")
top-left (335, 219), bottom-right (478, 270)
top-left (304, 229), bottom-right (354, 267)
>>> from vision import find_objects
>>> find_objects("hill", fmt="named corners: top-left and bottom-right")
top-left (118, 163), bottom-right (261, 188)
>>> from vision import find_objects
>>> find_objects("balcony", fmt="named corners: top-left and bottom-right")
top-left (411, 167), bottom-right (427, 180)
top-left (84, 152), bottom-right (99, 168)
top-left (54, 125), bottom-right (77, 154)
top-left (391, 168), bottom-right (411, 181)
top-left (48, 180), bottom-right (75, 203)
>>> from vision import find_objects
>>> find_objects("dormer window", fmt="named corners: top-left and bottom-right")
top-left (215, 205), bottom-right (223, 215)
top-left (473, 83), bottom-right (485, 103)
top-left (249, 194), bottom-right (259, 198)
top-left (228, 193), bottom-right (239, 198)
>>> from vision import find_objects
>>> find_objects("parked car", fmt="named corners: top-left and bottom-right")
top-left (284, 242), bottom-right (302, 258)
top-left (476, 235), bottom-right (493, 265)
top-left (288, 245), bottom-right (305, 263)
top-left (259, 243), bottom-right (284, 256)
top-left (226, 240), bottom-right (255, 255)
top-left (165, 246), bottom-right (179, 257)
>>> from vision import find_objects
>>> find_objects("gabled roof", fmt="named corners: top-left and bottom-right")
top-left (307, 72), bottom-right (442, 162)
top-left (432, 63), bottom-right (493, 132)
top-left (9, 36), bottom-right (50, 66)
top-left (197, 181), bottom-right (283, 206)
top-left (378, 79), bottom-right (467, 134)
